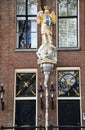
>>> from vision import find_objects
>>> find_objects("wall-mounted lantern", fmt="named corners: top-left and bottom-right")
top-left (39, 84), bottom-right (44, 110)
top-left (50, 83), bottom-right (55, 109)
top-left (0, 84), bottom-right (5, 111)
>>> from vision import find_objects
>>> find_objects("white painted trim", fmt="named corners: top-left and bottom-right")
top-left (15, 97), bottom-right (37, 100)
top-left (58, 97), bottom-right (81, 100)
top-left (56, 66), bottom-right (82, 127)
top-left (13, 68), bottom-right (38, 126)
top-left (78, 0), bottom-right (80, 49)
top-left (57, 67), bottom-right (80, 70)
top-left (15, 68), bottom-right (37, 73)
top-left (17, 17), bottom-right (37, 20)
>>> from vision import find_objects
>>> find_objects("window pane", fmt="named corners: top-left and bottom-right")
top-left (17, 32), bottom-right (26, 48)
top-left (17, 20), bottom-right (26, 48)
top-left (28, 0), bottom-right (37, 15)
top-left (59, 0), bottom-right (67, 16)
top-left (30, 19), bottom-right (37, 32)
top-left (15, 100), bottom-right (36, 129)
top-left (16, 20), bottom-right (37, 49)
top-left (18, 20), bottom-right (27, 33)
top-left (27, 32), bottom-right (31, 48)
top-left (31, 33), bottom-right (37, 48)
top-left (16, 73), bottom-right (36, 97)
top-left (17, 0), bottom-right (26, 15)
top-left (59, 18), bottom-right (77, 48)
top-left (28, 19), bottom-right (37, 48)
top-left (17, 35), bottom-right (26, 48)
top-left (58, 70), bottom-right (80, 97)
top-left (68, 0), bottom-right (77, 16)
top-left (58, 0), bottom-right (78, 16)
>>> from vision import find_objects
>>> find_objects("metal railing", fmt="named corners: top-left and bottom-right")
top-left (0, 125), bottom-right (45, 130)
top-left (0, 125), bottom-right (85, 130)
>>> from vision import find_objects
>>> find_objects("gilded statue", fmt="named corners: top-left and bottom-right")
top-left (36, 7), bottom-right (57, 64)
top-left (37, 7), bottom-right (56, 44)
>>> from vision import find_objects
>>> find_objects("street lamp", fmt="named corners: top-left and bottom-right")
top-left (50, 83), bottom-right (55, 109)
top-left (39, 84), bottom-right (44, 110)
top-left (0, 84), bottom-right (5, 111)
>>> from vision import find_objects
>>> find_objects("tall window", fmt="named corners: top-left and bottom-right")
top-left (57, 67), bottom-right (81, 129)
top-left (58, 0), bottom-right (79, 49)
top-left (15, 69), bottom-right (37, 129)
top-left (16, 0), bottom-right (37, 49)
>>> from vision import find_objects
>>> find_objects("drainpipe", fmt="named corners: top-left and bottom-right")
top-left (40, 63), bottom-right (54, 129)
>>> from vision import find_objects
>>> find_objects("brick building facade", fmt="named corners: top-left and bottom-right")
top-left (0, 0), bottom-right (85, 129)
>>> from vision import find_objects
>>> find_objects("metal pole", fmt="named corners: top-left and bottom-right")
top-left (45, 86), bottom-right (49, 130)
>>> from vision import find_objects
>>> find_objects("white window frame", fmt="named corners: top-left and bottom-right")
top-left (56, 0), bottom-right (80, 50)
top-left (16, 0), bottom-right (37, 51)
top-left (56, 67), bottom-right (82, 127)
top-left (56, 67), bottom-right (81, 100)
top-left (13, 69), bottom-right (38, 127)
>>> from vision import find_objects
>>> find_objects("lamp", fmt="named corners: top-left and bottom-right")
top-left (50, 83), bottom-right (55, 109)
top-left (0, 84), bottom-right (5, 111)
top-left (39, 84), bottom-right (44, 110)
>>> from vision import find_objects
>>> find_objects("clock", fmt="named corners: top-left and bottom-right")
top-left (58, 70), bottom-right (79, 97)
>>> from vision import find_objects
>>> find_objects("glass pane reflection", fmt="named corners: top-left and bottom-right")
top-left (17, 0), bottom-right (26, 15)
top-left (59, 18), bottom-right (77, 48)
top-left (28, 0), bottom-right (37, 15)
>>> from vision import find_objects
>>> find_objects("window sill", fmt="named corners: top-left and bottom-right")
top-left (15, 48), bottom-right (38, 52)
top-left (57, 47), bottom-right (80, 51)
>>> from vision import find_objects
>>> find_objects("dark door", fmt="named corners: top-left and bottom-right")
top-left (15, 100), bottom-right (36, 130)
top-left (58, 100), bottom-right (81, 130)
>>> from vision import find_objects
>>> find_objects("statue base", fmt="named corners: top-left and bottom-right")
top-left (36, 44), bottom-right (57, 64)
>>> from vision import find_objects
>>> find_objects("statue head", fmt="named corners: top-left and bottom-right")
top-left (44, 9), bottom-right (50, 15)
top-left (44, 6), bottom-right (50, 15)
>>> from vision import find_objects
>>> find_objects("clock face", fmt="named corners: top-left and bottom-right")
top-left (58, 70), bottom-right (79, 97)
